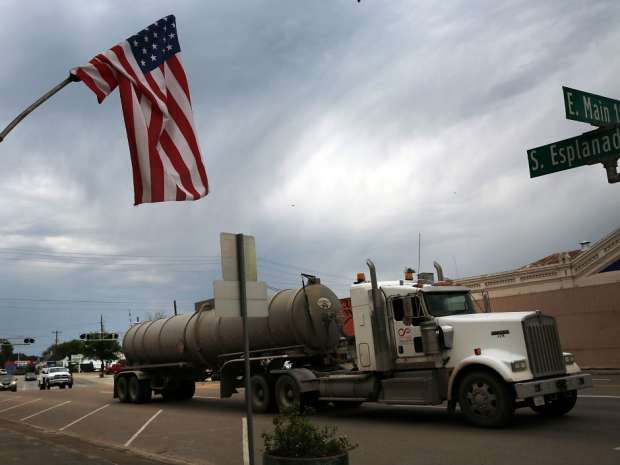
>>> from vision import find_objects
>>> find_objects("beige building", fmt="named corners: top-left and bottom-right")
top-left (455, 227), bottom-right (620, 368)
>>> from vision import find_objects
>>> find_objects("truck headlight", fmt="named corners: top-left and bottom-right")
top-left (510, 359), bottom-right (528, 372)
top-left (564, 353), bottom-right (575, 365)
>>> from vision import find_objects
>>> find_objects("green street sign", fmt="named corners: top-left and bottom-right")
top-left (563, 86), bottom-right (620, 126)
top-left (527, 127), bottom-right (620, 178)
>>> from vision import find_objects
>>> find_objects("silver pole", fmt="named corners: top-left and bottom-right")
top-left (0, 75), bottom-right (77, 143)
top-left (236, 233), bottom-right (255, 465)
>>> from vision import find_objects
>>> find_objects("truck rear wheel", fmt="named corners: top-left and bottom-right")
top-left (251, 374), bottom-right (274, 413)
top-left (528, 391), bottom-right (577, 417)
top-left (275, 375), bottom-right (306, 413)
top-left (128, 376), bottom-right (146, 403)
top-left (458, 370), bottom-right (514, 428)
top-left (117, 376), bottom-right (129, 403)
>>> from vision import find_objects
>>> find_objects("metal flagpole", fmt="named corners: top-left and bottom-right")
top-left (0, 75), bottom-right (78, 143)
top-left (236, 233), bottom-right (255, 465)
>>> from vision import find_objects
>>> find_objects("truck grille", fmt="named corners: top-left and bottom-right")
top-left (522, 313), bottom-right (566, 378)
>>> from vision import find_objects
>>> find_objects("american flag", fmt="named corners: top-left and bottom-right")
top-left (71, 15), bottom-right (208, 205)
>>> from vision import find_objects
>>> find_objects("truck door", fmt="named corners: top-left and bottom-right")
top-left (389, 295), bottom-right (426, 359)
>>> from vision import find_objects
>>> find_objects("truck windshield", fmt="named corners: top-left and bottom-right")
top-left (424, 292), bottom-right (477, 317)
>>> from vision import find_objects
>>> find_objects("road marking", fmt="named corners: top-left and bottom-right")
top-left (195, 395), bottom-right (219, 399)
top-left (593, 378), bottom-right (611, 381)
top-left (0, 398), bottom-right (41, 413)
top-left (578, 395), bottom-right (620, 399)
top-left (99, 391), bottom-right (113, 394)
top-left (124, 409), bottom-right (163, 448)
top-left (242, 417), bottom-right (249, 465)
top-left (21, 401), bottom-right (72, 421)
top-left (0, 397), bottom-right (20, 405)
top-left (59, 404), bottom-right (109, 431)
top-left (613, 446), bottom-right (620, 451)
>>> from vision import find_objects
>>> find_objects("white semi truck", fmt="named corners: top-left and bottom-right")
top-left (114, 260), bottom-right (592, 427)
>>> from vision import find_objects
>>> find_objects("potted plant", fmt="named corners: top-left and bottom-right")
top-left (262, 407), bottom-right (356, 465)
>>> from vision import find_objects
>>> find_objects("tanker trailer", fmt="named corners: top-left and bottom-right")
top-left (114, 277), bottom-right (342, 411)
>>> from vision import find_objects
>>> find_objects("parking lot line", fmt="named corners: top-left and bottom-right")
top-left (194, 395), bottom-right (219, 399)
top-left (124, 409), bottom-right (163, 448)
top-left (0, 398), bottom-right (41, 413)
top-left (59, 404), bottom-right (109, 431)
top-left (21, 400), bottom-right (72, 421)
top-left (578, 395), bottom-right (620, 399)
top-left (0, 397), bottom-right (20, 405)
top-left (593, 378), bottom-right (611, 382)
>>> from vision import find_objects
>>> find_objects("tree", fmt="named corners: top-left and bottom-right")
top-left (42, 339), bottom-right (85, 360)
top-left (81, 333), bottom-right (121, 375)
top-left (0, 341), bottom-right (13, 368)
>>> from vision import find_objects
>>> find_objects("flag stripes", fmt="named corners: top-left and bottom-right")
top-left (71, 16), bottom-right (208, 205)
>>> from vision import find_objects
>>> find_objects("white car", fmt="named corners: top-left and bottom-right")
top-left (38, 367), bottom-right (73, 390)
top-left (0, 369), bottom-right (7, 375)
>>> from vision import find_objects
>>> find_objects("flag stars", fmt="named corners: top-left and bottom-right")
top-left (142, 48), bottom-right (147, 54)
top-left (150, 55), bottom-right (156, 61)
top-left (152, 43), bottom-right (157, 50)
top-left (169, 33), bottom-right (175, 39)
top-left (133, 40), bottom-right (139, 47)
top-left (166, 44), bottom-right (173, 51)
top-left (144, 35), bottom-right (149, 42)
top-left (153, 32), bottom-right (158, 38)
top-left (141, 59), bottom-right (146, 66)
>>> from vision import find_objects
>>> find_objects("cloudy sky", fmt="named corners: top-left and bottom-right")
top-left (1, 0), bottom-right (619, 355)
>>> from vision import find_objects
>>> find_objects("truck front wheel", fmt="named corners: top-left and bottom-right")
top-left (458, 370), bottom-right (514, 427)
top-left (528, 391), bottom-right (577, 417)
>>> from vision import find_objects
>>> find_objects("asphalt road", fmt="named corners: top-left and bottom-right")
top-left (0, 372), bottom-right (619, 465)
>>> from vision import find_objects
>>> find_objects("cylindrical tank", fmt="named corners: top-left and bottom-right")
top-left (122, 282), bottom-right (341, 368)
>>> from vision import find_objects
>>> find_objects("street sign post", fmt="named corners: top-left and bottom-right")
top-left (527, 127), bottom-right (620, 178)
top-left (563, 86), bottom-right (620, 127)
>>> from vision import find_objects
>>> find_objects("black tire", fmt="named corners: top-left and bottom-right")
top-left (458, 370), bottom-right (514, 428)
top-left (128, 376), bottom-right (145, 403)
top-left (59, 384), bottom-right (66, 389)
top-left (39, 383), bottom-right (45, 391)
top-left (528, 391), bottom-right (577, 417)
top-left (275, 375), bottom-right (302, 413)
top-left (68, 383), bottom-right (73, 389)
top-left (251, 374), bottom-right (274, 414)
top-left (45, 382), bottom-right (50, 390)
top-left (117, 376), bottom-right (129, 403)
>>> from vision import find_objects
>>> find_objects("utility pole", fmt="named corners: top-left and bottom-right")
top-left (100, 315), bottom-right (104, 339)
top-left (52, 331), bottom-right (62, 360)
top-left (173, 300), bottom-right (178, 316)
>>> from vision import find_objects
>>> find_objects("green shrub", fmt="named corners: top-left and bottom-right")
top-left (263, 407), bottom-right (356, 458)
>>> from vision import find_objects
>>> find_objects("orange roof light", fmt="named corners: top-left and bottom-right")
top-left (356, 272), bottom-right (366, 283)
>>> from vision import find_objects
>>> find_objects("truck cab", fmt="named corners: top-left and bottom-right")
top-left (349, 266), bottom-right (592, 426)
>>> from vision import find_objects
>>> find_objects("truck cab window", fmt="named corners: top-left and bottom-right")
top-left (392, 298), bottom-right (404, 321)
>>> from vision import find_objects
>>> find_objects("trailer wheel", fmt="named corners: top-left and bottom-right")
top-left (275, 375), bottom-right (302, 413)
top-left (458, 369), bottom-right (514, 428)
top-left (528, 391), bottom-right (577, 417)
top-left (116, 376), bottom-right (129, 403)
top-left (128, 376), bottom-right (146, 403)
top-left (251, 374), bottom-right (274, 414)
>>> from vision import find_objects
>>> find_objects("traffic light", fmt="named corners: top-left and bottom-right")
top-left (23, 338), bottom-right (35, 344)
top-left (80, 333), bottom-right (119, 341)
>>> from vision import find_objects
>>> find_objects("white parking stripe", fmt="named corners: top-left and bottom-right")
top-left (124, 409), bottom-right (163, 448)
top-left (21, 401), bottom-right (72, 421)
top-left (59, 404), bottom-right (109, 431)
top-left (0, 397), bottom-right (20, 405)
top-left (242, 417), bottom-right (249, 465)
top-left (578, 395), bottom-right (620, 399)
top-left (593, 378), bottom-right (611, 381)
top-left (0, 398), bottom-right (41, 413)
top-left (613, 446), bottom-right (620, 451)
top-left (194, 395), bottom-right (219, 399)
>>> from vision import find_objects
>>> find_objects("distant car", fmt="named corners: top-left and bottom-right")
top-left (104, 360), bottom-right (127, 375)
top-left (0, 374), bottom-right (18, 392)
top-left (38, 367), bottom-right (73, 390)
top-left (0, 369), bottom-right (7, 375)
top-left (24, 372), bottom-right (37, 381)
